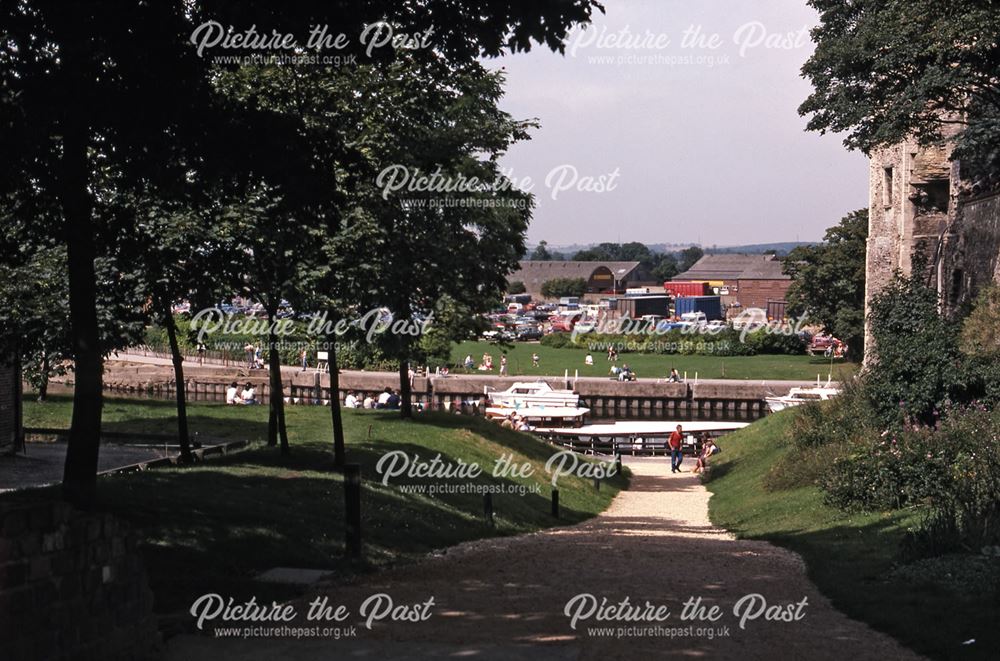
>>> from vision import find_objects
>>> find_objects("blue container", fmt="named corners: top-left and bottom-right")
top-left (673, 296), bottom-right (723, 321)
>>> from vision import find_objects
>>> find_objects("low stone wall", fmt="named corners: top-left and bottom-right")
top-left (0, 500), bottom-right (160, 661)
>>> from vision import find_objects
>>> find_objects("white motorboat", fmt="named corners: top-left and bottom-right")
top-left (484, 381), bottom-right (590, 424)
top-left (764, 380), bottom-right (841, 413)
top-left (486, 381), bottom-right (582, 409)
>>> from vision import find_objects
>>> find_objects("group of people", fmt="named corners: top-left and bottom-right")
top-left (468, 352), bottom-right (509, 375)
top-left (343, 388), bottom-right (402, 410)
top-left (498, 411), bottom-right (532, 431)
top-left (243, 343), bottom-right (265, 370)
top-left (610, 364), bottom-right (636, 381)
top-left (667, 425), bottom-right (719, 473)
top-left (225, 381), bottom-right (257, 405)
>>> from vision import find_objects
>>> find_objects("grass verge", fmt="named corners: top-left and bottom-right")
top-left (11, 395), bottom-right (628, 614)
top-left (452, 340), bottom-right (858, 381)
top-left (705, 411), bottom-right (999, 661)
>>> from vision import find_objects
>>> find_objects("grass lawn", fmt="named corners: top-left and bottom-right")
top-left (13, 395), bottom-right (628, 614)
top-left (451, 340), bottom-right (858, 381)
top-left (705, 412), bottom-right (999, 661)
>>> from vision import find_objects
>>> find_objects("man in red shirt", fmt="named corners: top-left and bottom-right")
top-left (669, 424), bottom-right (684, 473)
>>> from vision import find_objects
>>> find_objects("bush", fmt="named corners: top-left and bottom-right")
top-left (540, 332), bottom-right (573, 349)
top-left (901, 408), bottom-right (1000, 560)
top-left (821, 405), bottom-right (999, 512)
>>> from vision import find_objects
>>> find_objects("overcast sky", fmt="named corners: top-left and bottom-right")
top-left (487, 0), bottom-right (868, 248)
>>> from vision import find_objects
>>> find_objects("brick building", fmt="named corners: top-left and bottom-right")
top-left (0, 359), bottom-right (23, 455)
top-left (672, 254), bottom-right (791, 316)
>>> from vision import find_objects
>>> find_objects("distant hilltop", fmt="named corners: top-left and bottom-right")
top-left (531, 241), bottom-right (817, 257)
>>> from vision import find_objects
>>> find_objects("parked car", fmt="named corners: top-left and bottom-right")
top-left (515, 326), bottom-right (543, 341)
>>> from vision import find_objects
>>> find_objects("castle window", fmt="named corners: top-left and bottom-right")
top-left (883, 167), bottom-right (894, 206)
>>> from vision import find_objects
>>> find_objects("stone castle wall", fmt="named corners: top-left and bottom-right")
top-left (0, 500), bottom-right (160, 660)
top-left (864, 138), bottom-right (999, 357)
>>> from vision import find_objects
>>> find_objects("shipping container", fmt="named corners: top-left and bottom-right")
top-left (766, 300), bottom-right (787, 321)
top-left (673, 295), bottom-right (723, 321)
top-left (664, 281), bottom-right (710, 297)
top-left (617, 295), bottom-right (671, 319)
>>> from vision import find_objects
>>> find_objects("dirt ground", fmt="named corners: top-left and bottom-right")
top-left (167, 457), bottom-right (923, 660)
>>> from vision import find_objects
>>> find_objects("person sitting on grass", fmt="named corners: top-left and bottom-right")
top-left (694, 437), bottom-right (716, 473)
top-left (344, 390), bottom-right (359, 408)
top-left (225, 381), bottom-right (242, 405)
top-left (241, 382), bottom-right (257, 405)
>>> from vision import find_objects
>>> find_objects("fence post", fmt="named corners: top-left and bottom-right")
top-left (344, 464), bottom-right (362, 559)
top-left (551, 489), bottom-right (559, 518)
top-left (593, 477), bottom-right (600, 491)
top-left (483, 493), bottom-right (495, 527)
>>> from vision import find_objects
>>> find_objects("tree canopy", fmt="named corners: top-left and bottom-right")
top-left (800, 0), bottom-right (1000, 175)
top-left (783, 209), bottom-right (869, 355)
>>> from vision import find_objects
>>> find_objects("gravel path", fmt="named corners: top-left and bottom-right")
top-left (168, 458), bottom-right (923, 660)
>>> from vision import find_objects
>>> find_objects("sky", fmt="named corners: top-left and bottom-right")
top-left (486, 0), bottom-right (869, 248)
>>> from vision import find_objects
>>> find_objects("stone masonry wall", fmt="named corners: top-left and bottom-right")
top-left (0, 500), bottom-right (160, 661)
top-left (0, 362), bottom-right (21, 454)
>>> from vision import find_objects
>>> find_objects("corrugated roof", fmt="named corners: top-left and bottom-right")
top-left (674, 254), bottom-right (789, 281)
top-left (510, 261), bottom-right (642, 286)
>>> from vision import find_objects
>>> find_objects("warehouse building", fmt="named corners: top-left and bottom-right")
top-left (672, 254), bottom-right (791, 317)
top-left (509, 261), bottom-right (654, 298)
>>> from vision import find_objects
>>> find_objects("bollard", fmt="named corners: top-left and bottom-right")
top-left (615, 452), bottom-right (622, 476)
top-left (593, 477), bottom-right (600, 491)
top-left (551, 489), bottom-right (559, 518)
top-left (483, 493), bottom-right (495, 527)
top-left (344, 464), bottom-right (362, 559)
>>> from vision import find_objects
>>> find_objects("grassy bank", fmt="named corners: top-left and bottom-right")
top-left (452, 340), bottom-right (857, 381)
top-left (705, 412), bottom-right (999, 661)
top-left (15, 396), bottom-right (628, 614)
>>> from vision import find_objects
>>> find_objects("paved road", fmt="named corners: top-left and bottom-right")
top-left (165, 458), bottom-right (919, 661)
top-left (0, 441), bottom-right (172, 492)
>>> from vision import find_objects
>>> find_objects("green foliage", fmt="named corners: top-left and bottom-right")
top-left (540, 277), bottom-right (587, 299)
top-left (678, 246), bottom-right (704, 272)
top-left (866, 270), bottom-right (962, 425)
top-left (539, 332), bottom-right (572, 349)
top-left (507, 281), bottom-right (527, 295)
top-left (784, 209), bottom-right (868, 355)
top-left (800, 0), bottom-right (1000, 174)
top-left (529, 241), bottom-right (558, 261)
top-left (960, 285), bottom-right (1000, 358)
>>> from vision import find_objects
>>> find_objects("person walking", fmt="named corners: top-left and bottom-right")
top-left (197, 342), bottom-right (207, 365)
top-left (300, 348), bottom-right (308, 372)
top-left (499, 354), bottom-right (508, 376)
top-left (669, 424), bottom-right (684, 473)
top-left (531, 352), bottom-right (539, 368)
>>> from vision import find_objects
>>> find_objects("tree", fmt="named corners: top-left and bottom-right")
top-left (541, 278), bottom-right (587, 299)
top-left (1, 0), bottom-right (604, 501)
top-left (651, 254), bottom-right (679, 282)
top-left (800, 0), bottom-right (1000, 174)
top-left (784, 209), bottom-right (869, 356)
top-left (678, 246), bottom-right (704, 272)
top-left (866, 267), bottom-right (963, 426)
top-left (530, 241), bottom-right (554, 261)
top-left (508, 281), bottom-right (527, 295)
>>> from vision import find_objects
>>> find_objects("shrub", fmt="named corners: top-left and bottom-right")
top-left (901, 408), bottom-right (1000, 560)
top-left (540, 332), bottom-right (573, 349)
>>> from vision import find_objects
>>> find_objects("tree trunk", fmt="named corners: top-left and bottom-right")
top-left (328, 334), bottom-right (346, 469)
top-left (163, 304), bottom-right (194, 464)
top-left (398, 357), bottom-right (413, 419)
top-left (58, 98), bottom-right (103, 508)
top-left (38, 352), bottom-right (49, 403)
top-left (266, 311), bottom-right (290, 455)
